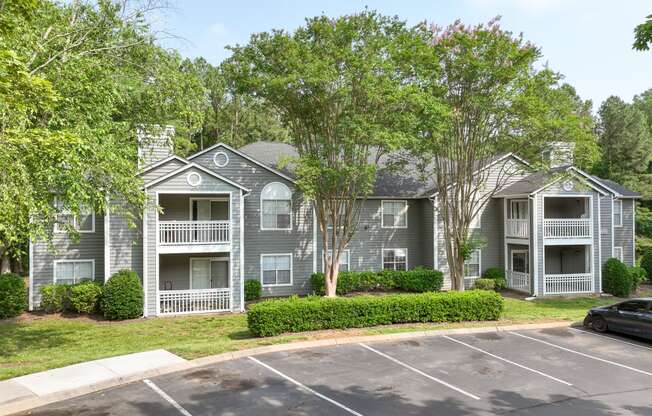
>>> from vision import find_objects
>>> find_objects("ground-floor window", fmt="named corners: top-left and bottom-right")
top-left (53, 259), bottom-right (94, 284)
top-left (323, 250), bottom-right (350, 272)
top-left (464, 249), bottom-right (481, 278)
top-left (511, 250), bottom-right (529, 273)
top-left (614, 246), bottom-right (623, 262)
top-left (383, 248), bottom-right (407, 271)
top-left (261, 254), bottom-right (292, 286)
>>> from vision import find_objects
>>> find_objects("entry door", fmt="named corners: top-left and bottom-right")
top-left (193, 200), bottom-right (211, 221)
top-left (190, 258), bottom-right (229, 289)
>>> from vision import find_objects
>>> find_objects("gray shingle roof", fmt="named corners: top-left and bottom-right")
top-left (589, 176), bottom-right (641, 198)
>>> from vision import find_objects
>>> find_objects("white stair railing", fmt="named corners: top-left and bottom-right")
top-left (159, 221), bottom-right (230, 245)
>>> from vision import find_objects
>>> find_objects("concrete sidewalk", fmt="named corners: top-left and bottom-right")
top-left (0, 349), bottom-right (186, 414)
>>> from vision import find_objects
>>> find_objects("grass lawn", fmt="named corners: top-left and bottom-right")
top-left (0, 290), bottom-right (648, 381)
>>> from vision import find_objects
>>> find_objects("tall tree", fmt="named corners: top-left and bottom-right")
top-left (226, 11), bottom-right (424, 296)
top-left (633, 14), bottom-right (652, 51)
top-left (412, 18), bottom-right (549, 291)
top-left (597, 96), bottom-right (652, 179)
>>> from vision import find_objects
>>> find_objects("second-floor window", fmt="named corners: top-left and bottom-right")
top-left (261, 182), bottom-right (292, 230)
top-left (382, 200), bottom-right (407, 228)
top-left (613, 200), bottom-right (622, 227)
top-left (54, 199), bottom-right (94, 233)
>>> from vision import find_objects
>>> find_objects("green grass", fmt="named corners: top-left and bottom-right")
top-left (0, 292), bottom-right (642, 381)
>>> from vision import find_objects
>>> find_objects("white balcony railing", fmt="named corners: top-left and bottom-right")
top-left (506, 270), bottom-right (530, 293)
top-left (159, 288), bottom-right (231, 315)
top-left (543, 218), bottom-right (591, 239)
top-left (544, 273), bottom-right (593, 295)
top-left (159, 221), bottom-right (230, 245)
top-left (506, 219), bottom-right (529, 238)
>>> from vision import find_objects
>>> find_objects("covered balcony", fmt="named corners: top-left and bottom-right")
top-left (505, 199), bottom-right (529, 239)
top-left (157, 194), bottom-right (232, 253)
top-left (542, 196), bottom-right (592, 242)
top-left (543, 245), bottom-right (593, 295)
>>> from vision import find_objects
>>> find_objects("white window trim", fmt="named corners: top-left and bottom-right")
top-left (189, 257), bottom-right (229, 289)
top-left (381, 200), bottom-right (408, 229)
top-left (213, 151), bottom-right (229, 168)
top-left (260, 182), bottom-right (293, 231)
top-left (614, 246), bottom-right (624, 262)
top-left (260, 253), bottom-right (293, 287)
top-left (53, 203), bottom-right (95, 234)
top-left (53, 259), bottom-right (95, 284)
top-left (382, 248), bottom-right (408, 271)
top-left (464, 249), bottom-right (482, 279)
top-left (322, 249), bottom-right (350, 272)
top-left (613, 199), bottom-right (623, 227)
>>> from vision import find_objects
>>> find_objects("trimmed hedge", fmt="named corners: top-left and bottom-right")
top-left (244, 279), bottom-right (262, 301)
top-left (482, 267), bottom-right (507, 290)
top-left (68, 280), bottom-right (103, 313)
top-left (641, 250), bottom-right (652, 281)
top-left (41, 283), bottom-right (71, 313)
top-left (247, 290), bottom-right (504, 337)
top-left (603, 258), bottom-right (632, 297)
top-left (310, 268), bottom-right (443, 295)
top-left (473, 278), bottom-right (496, 290)
top-left (101, 270), bottom-right (143, 320)
top-left (629, 266), bottom-right (647, 292)
top-left (0, 273), bottom-right (27, 319)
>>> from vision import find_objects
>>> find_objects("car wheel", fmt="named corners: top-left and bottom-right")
top-left (583, 315), bottom-right (592, 328)
top-left (592, 316), bottom-right (608, 333)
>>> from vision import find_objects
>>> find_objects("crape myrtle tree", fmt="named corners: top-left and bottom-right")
top-left (412, 18), bottom-right (555, 291)
top-left (0, 0), bottom-right (207, 272)
top-left (225, 11), bottom-right (427, 296)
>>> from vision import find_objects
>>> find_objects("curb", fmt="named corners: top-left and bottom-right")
top-left (0, 320), bottom-right (572, 415)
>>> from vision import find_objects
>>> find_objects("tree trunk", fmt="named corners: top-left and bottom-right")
top-left (1, 253), bottom-right (11, 274)
top-left (324, 261), bottom-right (340, 297)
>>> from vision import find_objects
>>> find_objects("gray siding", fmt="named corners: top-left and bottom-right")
top-left (192, 146), bottom-right (315, 297)
top-left (614, 199), bottom-right (635, 266)
top-left (141, 159), bottom-right (186, 184)
top-left (108, 206), bottom-right (143, 278)
top-left (31, 215), bottom-right (105, 308)
top-left (421, 199), bottom-right (434, 268)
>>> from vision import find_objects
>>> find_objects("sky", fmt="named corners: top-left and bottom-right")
top-left (157, 0), bottom-right (652, 110)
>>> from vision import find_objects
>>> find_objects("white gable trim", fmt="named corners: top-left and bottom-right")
top-left (188, 142), bottom-right (296, 184)
top-left (138, 155), bottom-right (189, 175)
top-left (143, 162), bottom-right (250, 192)
top-left (530, 168), bottom-right (608, 196)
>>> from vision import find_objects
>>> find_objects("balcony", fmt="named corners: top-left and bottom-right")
top-left (158, 221), bottom-right (230, 253)
top-left (543, 218), bottom-right (591, 239)
top-left (159, 288), bottom-right (231, 315)
top-left (506, 219), bottom-right (529, 239)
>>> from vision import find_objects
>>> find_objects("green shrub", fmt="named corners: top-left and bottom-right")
top-left (244, 279), bottom-right (262, 301)
top-left (247, 290), bottom-right (504, 337)
top-left (101, 270), bottom-right (143, 320)
top-left (68, 280), bottom-right (103, 314)
top-left (629, 266), bottom-right (647, 292)
top-left (311, 269), bottom-right (442, 295)
top-left (641, 250), bottom-right (652, 281)
top-left (473, 278), bottom-right (496, 291)
top-left (603, 258), bottom-right (633, 297)
top-left (482, 267), bottom-right (507, 290)
top-left (40, 283), bottom-right (71, 313)
top-left (0, 273), bottom-right (27, 319)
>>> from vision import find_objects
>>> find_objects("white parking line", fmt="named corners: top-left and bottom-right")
top-left (248, 356), bottom-right (364, 416)
top-left (569, 327), bottom-right (652, 351)
top-left (510, 332), bottom-right (652, 377)
top-left (143, 379), bottom-right (193, 416)
top-left (442, 336), bottom-right (573, 386)
top-left (359, 343), bottom-right (481, 401)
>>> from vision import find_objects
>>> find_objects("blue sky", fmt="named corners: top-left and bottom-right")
top-left (158, 0), bottom-right (652, 110)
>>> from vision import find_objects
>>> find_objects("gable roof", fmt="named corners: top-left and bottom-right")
top-left (188, 142), bottom-right (296, 184)
top-left (589, 176), bottom-right (641, 198)
top-left (143, 162), bottom-right (251, 192)
top-left (139, 155), bottom-right (189, 175)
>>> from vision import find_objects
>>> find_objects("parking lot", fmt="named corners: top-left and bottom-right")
top-left (21, 327), bottom-right (652, 415)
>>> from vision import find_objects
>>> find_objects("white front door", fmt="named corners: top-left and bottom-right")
top-left (190, 258), bottom-right (229, 289)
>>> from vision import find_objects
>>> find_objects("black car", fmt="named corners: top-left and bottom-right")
top-left (584, 298), bottom-right (652, 340)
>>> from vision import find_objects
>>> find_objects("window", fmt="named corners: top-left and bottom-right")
top-left (383, 248), bottom-right (407, 271)
top-left (511, 250), bottom-right (529, 274)
top-left (54, 199), bottom-right (94, 233)
top-left (261, 254), bottom-right (292, 286)
top-left (190, 258), bottom-right (229, 289)
top-left (54, 260), bottom-right (94, 284)
top-left (613, 200), bottom-right (622, 227)
top-left (323, 250), bottom-right (350, 272)
top-left (510, 200), bottom-right (528, 220)
top-left (464, 249), bottom-right (481, 278)
top-left (261, 182), bottom-right (292, 230)
top-left (382, 201), bottom-right (407, 228)
top-left (614, 246), bottom-right (623, 262)
top-left (617, 301), bottom-right (649, 313)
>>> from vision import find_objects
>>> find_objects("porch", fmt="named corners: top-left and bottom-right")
top-left (158, 253), bottom-right (232, 315)
top-left (506, 244), bottom-right (531, 294)
top-left (542, 196), bottom-right (592, 241)
top-left (158, 194), bottom-right (232, 253)
top-left (543, 245), bottom-right (593, 295)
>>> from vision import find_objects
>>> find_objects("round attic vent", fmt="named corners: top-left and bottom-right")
top-left (562, 180), bottom-right (574, 192)
top-left (187, 172), bottom-right (202, 187)
top-left (213, 151), bottom-right (229, 168)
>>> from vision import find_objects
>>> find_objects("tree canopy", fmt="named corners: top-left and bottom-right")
top-left (634, 14), bottom-right (652, 51)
